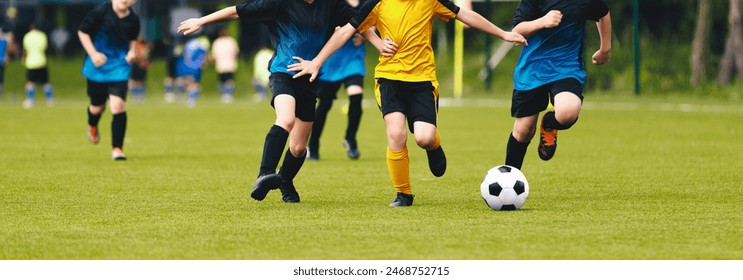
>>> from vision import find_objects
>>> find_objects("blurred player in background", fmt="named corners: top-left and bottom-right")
top-left (211, 26), bottom-right (239, 103)
top-left (0, 23), bottom-right (17, 97)
top-left (175, 35), bottom-right (209, 107)
top-left (78, 0), bottom-right (140, 160)
top-left (504, 0), bottom-right (611, 169)
top-left (129, 37), bottom-right (151, 102)
top-left (22, 21), bottom-right (54, 108)
top-left (252, 46), bottom-right (273, 103)
top-left (308, 0), bottom-right (367, 161)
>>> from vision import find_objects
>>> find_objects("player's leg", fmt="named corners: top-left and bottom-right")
top-left (377, 79), bottom-right (414, 207)
top-left (108, 81), bottom-right (128, 160)
top-left (406, 80), bottom-right (445, 177)
top-left (308, 81), bottom-right (340, 160)
top-left (186, 74), bottom-right (202, 108)
top-left (538, 78), bottom-right (583, 161)
top-left (506, 84), bottom-right (550, 169)
top-left (252, 74), bottom-right (297, 201)
top-left (23, 81), bottom-right (35, 109)
top-left (219, 73), bottom-right (235, 104)
top-left (278, 81), bottom-right (316, 203)
top-left (86, 80), bottom-right (108, 145)
top-left (41, 68), bottom-right (53, 106)
top-left (344, 75), bottom-right (364, 160)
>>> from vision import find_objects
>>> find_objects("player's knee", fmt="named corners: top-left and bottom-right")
top-left (513, 127), bottom-right (536, 142)
top-left (414, 135), bottom-right (436, 150)
top-left (289, 145), bottom-right (307, 158)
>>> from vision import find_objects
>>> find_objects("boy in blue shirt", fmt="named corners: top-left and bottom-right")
top-left (78, 0), bottom-right (140, 160)
top-left (505, 0), bottom-right (611, 169)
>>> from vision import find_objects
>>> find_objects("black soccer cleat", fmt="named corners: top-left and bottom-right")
top-left (538, 111), bottom-right (558, 161)
top-left (426, 146), bottom-right (447, 177)
top-left (389, 192), bottom-right (414, 207)
top-left (250, 173), bottom-right (283, 201)
top-left (343, 139), bottom-right (360, 160)
top-left (279, 181), bottom-right (301, 203)
top-left (306, 148), bottom-right (319, 161)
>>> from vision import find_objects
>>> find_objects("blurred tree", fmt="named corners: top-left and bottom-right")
top-left (691, 0), bottom-right (709, 87)
top-left (718, 0), bottom-right (743, 84)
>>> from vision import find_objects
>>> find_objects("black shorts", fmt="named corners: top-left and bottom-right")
top-left (376, 78), bottom-right (438, 132)
top-left (130, 64), bottom-right (147, 81)
top-left (218, 72), bottom-right (235, 83)
top-left (87, 80), bottom-right (128, 106)
top-left (511, 78), bottom-right (584, 118)
top-left (0, 64), bottom-right (5, 83)
top-left (315, 75), bottom-right (364, 100)
top-left (269, 72), bottom-right (317, 122)
top-left (27, 67), bottom-right (49, 84)
top-left (166, 56), bottom-right (177, 79)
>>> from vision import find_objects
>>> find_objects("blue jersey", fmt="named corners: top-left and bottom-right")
top-left (512, 0), bottom-right (608, 91)
top-left (0, 38), bottom-right (7, 65)
top-left (236, 0), bottom-right (355, 76)
top-left (78, 1), bottom-right (140, 82)
top-left (175, 38), bottom-right (208, 81)
top-left (318, 37), bottom-right (366, 82)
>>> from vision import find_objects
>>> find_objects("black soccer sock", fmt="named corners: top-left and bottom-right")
top-left (542, 111), bottom-right (576, 130)
top-left (278, 148), bottom-right (306, 183)
top-left (309, 96), bottom-right (333, 154)
top-left (88, 107), bottom-right (103, 126)
top-left (345, 94), bottom-right (363, 146)
top-left (259, 125), bottom-right (289, 176)
top-left (505, 133), bottom-right (530, 169)
top-left (111, 112), bottom-right (127, 149)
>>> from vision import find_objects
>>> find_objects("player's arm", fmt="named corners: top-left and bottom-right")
top-left (592, 12), bottom-right (611, 65)
top-left (178, 6), bottom-right (239, 36)
top-left (360, 27), bottom-right (397, 57)
top-left (287, 23), bottom-right (357, 82)
top-left (78, 31), bottom-right (106, 67)
top-left (512, 10), bottom-right (562, 38)
top-left (456, 9), bottom-right (527, 45)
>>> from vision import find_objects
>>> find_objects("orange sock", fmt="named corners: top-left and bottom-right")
top-left (432, 131), bottom-right (441, 150)
top-left (386, 146), bottom-right (411, 195)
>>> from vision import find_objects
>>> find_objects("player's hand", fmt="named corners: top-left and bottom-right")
top-left (352, 33), bottom-right (365, 47)
top-left (287, 56), bottom-right (320, 82)
top-left (125, 50), bottom-right (136, 64)
top-left (381, 36), bottom-right (398, 57)
top-left (91, 51), bottom-right (107, 67)
top-left (178, 18), bottom-right (203, 36)
top-left (541, 10), bottom-right (562, 29)
top-left (592, 49), bottom-right (610, 65)
top-left (502, 31), bottom-right (528, 46)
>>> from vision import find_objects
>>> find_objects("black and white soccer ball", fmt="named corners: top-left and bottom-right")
top-left (480, 165), bottom-right (529, 211)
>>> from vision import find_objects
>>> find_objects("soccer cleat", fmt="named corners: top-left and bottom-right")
top-left (250, 173), bottom-right (283, 201)
top-left (22, 99), bottom-right (34, 109)
top-left (111, 148), bottom-right (126, 161)
top-left (46, 98), bottom-right (55, 107)
top-left (87, 125), bottom-right (100, 144)
top-left (220, 94), bottom-right (234, 104)
top-left (306, 148), bottom-right (319, 161)
top-left (389, 192), bottom-right (414, 207)
top-left (538, 111), bottom-right (558, 161)
top-left (343, 139), bottom-right (360, 160)
top-left (164, 93), bottom-right (176, 103)
top-left (279, 181), bottom-right (301, 203)
top-left (426, 146), bottom-right (447, 177)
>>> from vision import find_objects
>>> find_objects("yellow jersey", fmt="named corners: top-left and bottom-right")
top-left (351, 0), bottom-right (460, 82)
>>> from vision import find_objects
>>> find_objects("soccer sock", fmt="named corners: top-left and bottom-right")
top-left (386, 146), bottom-right (411, 195)
top-left (164, 81), bottom-right (174, 94)
top-left (278, 148), bottom-right (306, 183)
top-left (219, 83), bottom-right (228, 95)
top-left (43, 84), bottom-right (53, 99)
top-left (176, 82), bottom-right (185, 95)
top-left (225, 83), bottom-right (235, 95)
top-left (542, 111), bottom-right (576, 130)
top-left (87, 107), bottom-right (102, 126)
top-left (430, 131), bottom-right (441, 150)
top-left (131, 85), bottom-right (144, 97)
top-left (111, 112), bottom-right (127, 149)
top-left (187, 88), bottom-right (200, 101)
top-left (259, 125), bottom-right (289, 176)
top-left (26, 84), bottom-right (35, 100)
top-left (505, 133), bottom-right (530, 169)
top-left (345, 94), bottom-right (363, 145)
top-left (309, 97), bottom-right (333, 153)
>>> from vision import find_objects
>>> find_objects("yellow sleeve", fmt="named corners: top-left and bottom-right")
top-left (434, 0), bottom-right (459, 22)
top-left (355, 4), bottom-right (378, 34)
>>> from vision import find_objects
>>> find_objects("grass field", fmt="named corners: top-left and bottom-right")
top-left (2, 85), bottom-right (743, 259)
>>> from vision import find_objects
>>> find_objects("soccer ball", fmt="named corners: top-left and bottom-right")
top-left (480, 165), bottom-right (529, 211)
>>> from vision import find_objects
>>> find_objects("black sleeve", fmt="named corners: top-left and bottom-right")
top-left (78, 2), bottom-right (107, 35)
top-left (512, 0), bottom-right (542, 28)
top-left (331, 0), bottom-right (355, 27)
top-left (236, 0), bottom-right (283, 25)
top-left (437, 0), bottom-right (461, 15)
top-left (586, 0), bottom-right (609, 22)
top-left (349, 0), bottom-right (379, 29)
top-left (127, 14), bottom-right (141, 41)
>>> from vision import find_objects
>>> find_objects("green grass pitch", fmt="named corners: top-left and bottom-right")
top-left (1, 92), bottom-right (742, 260)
